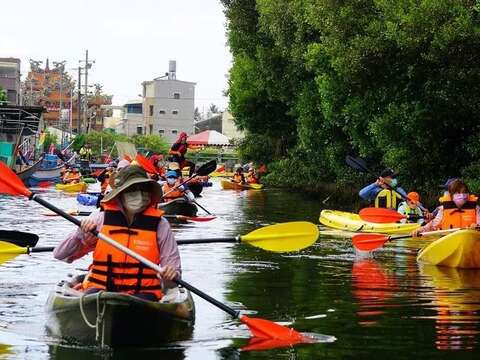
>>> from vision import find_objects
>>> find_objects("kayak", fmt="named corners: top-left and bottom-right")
top-left (77, 193), bottom-right (99, 206)
top-left (417, 229), bottom-right (480, 268)
top-left (55, 182), bottom-right (87, 193)
top-left (82, 177), bottom-right (96, 184)
top-left (46, 277), bottom-right (195, 347)
top-left (159, 198), bottom-right (198, 217)
top-left (210, 171), bottom-right (235, 178)
top-left (220, 180), bottom-right (263, 190)
top-left (319, 210), bottom-right (420, 234)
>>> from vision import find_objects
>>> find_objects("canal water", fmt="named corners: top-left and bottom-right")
top-left (1, 179), bottom-right (480, 359)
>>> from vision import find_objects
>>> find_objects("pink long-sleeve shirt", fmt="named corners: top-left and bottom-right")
top-left (420, 205), bottom-right (480, 233)
top-left (53, 208), bottom-right (181, 278)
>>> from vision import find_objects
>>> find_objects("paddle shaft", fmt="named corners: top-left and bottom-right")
top-left (389, 228), bottom-right (462, 241)
top-left (193, 200), bottom-right (212, 215)
top-left (162, 160), bottom-right (217, 198)
top-left (162, 174), bottom-right (197, 197)
top-left (29, 193), bottom-right (240, 319)
top-left (348, 156), bottom-right (427, 212)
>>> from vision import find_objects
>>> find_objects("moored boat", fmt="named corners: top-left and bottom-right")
top-left (220, 180), bottom-right (263, 190)
top-left (319, 209), bottom-right (420, 234)
top-left (159, 198), bottom-right (198, 217)
top-left (417, 229), bottom-right (480, 268)
top-left (45, 277), bottom-right (195, 347)
top-left (16, 157), bottom-right (44, 181)
top-left (55, 182), bottom-right (87, 193)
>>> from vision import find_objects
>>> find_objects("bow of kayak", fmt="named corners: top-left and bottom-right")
top-left (417, 229), bottom-right (480, 268)
top-left (319, 209), bottom-right (420, 234)
top-left (55, 182), bottom-right (87, 193)
top-left (220, 180), bottom-right (263, 190)
top-left (46, 277), bottom-right (195, 347)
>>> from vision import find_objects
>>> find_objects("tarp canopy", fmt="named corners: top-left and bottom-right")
top-left (187, 130), bottom-right (230, 146)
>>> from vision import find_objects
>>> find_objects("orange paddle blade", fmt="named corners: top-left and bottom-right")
top-left (136, 154), bottom-right (158, 175)
top-left (358, 208), bottom-right (405, 223)
top-left (352, 233), bottom-right (389, 251)
top-left (241, 337), bottom-right (308, 351)
top-left (240, 315), bottom-right (308, 342)
top-left (0, 161), bottom-right (32, 197)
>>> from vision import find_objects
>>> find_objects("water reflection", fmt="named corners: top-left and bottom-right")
top-left (420, 265), bottom-right (480, 351)
top-left (351, 259), bottom-right (397, 326)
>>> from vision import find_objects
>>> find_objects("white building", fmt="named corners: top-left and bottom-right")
top-left (120, 100), bottom-right (144, 136)
top-left (142, 61), bottom-right (196, 143)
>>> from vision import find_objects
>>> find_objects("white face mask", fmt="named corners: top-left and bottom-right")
top-left (121, 190), bottom-right (150, 213)
top-left (167, 178), bottom-right (176, 185)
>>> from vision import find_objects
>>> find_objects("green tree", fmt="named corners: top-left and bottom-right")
top-left (0, 87), bottom-right (7, 104)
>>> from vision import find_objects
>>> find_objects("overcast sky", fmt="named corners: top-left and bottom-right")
top-left (2, 0), bottom-right (231, 113)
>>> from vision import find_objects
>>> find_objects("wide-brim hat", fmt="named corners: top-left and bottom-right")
top-left (168, 162), bottom-right (180, 170)
top-left (380, 168), bottom-right (397, 178)
top-left (102, 165), bottom-right (162, 203)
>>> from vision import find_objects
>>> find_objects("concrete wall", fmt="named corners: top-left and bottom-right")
top-left (222, 111), bottom-right (244, 140)
top-left (0, 58), bottom-right (21, 105)
top-left (151, 79), bottom-right (195, 143)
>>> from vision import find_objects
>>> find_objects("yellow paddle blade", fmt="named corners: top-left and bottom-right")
top-left (248, 183), bottom-right (264, 190)
top-left (0, 241), bottom-right (28, 265)
top-left (240, 221), bottom-right (319, 252)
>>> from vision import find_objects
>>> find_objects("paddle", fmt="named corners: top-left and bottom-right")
top-left (162, 160), bottom-right (217, 198)
top-left (0, 161), bottom-right (312, 344)
top-left (0, 221), bottom-right (319, 259)
top-left (135, 153), bottom-right (160, 175)
top-left (192, 200), bottom-right (213, 215)
top-left (0, 230), bottom-right (39, 248)
top-left (358, 208), bottom-right (406, 224)
top-left (42, 210), bottom-right (216, 222)
top-left (346, 155), bottom-right (428, 215)
top-left (352, 228), bottom-right (461, 251)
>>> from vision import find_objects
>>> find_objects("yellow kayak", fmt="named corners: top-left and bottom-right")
top-left (417, 229), bottom-right (480, 268)
top-left (319, 210), bottom-right (420, 234)
top-left (211, 171), bottom-right (235, 178)
top-left (220, 180), bottom-right (263, 190)
top-left (55, 182), bottom-right (87, 193)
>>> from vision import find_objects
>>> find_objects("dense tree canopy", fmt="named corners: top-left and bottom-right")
top-left (222, 0), bottom-right (480, 194)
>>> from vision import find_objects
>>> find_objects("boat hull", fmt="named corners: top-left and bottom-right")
top-left (159, 199), bottom-right (198, 217)
top-left (46, 280), bottom-right (195, 348)
top-left (220, 180), bottom-right (263, 190)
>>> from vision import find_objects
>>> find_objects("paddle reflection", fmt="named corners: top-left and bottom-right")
top-left (351, 259), bottom-right (398, 326)
top-left (420, 265), bottom-right (480, 350)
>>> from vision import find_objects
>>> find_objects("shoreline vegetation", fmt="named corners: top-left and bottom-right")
top-left (222, 0), bottom-right (480, 203)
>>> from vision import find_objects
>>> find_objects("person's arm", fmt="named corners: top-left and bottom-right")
top-left (359, 183), bottom-right (380, 201)
top-left (417, 207), bottom-right (443, 233)
top-left (397, 203), bottom-right (407, 223)
top-left (53, 211), bottom-right (104, 263)
top-left (395, 187), bottom-right (408, 199)
top-left (168, 143), bottom-right (181, 156)
top-left (156, 218), bottom-right (182, 287)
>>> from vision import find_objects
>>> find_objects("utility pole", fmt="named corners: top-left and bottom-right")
top-left (77, 66), bottom-right (82, 134)
top-left (79, 50), bottom-right (94, 133)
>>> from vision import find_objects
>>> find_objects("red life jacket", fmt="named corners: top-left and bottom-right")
top-left (439, 193), bottom-right (478, 230)
top-left (82, 201), bottom-right (164, 299)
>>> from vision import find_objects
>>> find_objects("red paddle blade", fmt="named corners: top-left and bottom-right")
top-left (0, 161), bottom-right (32, 197)
top-left (352, 233), bottom-right (389, 251)
top-left (240, 315), bottom-right (308, 342)
top-left (358, 208), bottom-right (405, 223)
top-left (136, 154), bottom-right (158, 175)
top-left (241, 337), bottom-right (308, 351)
top-left (189, 216), bottom-right (216, 222)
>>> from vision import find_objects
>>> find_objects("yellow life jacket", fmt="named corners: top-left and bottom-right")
top-left (374, 189), bottom-right (403, 210)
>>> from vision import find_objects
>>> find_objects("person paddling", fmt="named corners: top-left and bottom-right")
top-left (397, 192), bottom-right (424, 224)
top-left (232, 167), bottom-right (246, 184)
top-left (161, 170), bottom-right (195, 203)
top-left (53, 165), bottom-right (180, 301)
top-left (412, 179), bottom-right (480, 236)
top-left (62, 167), bottom-right (81, 184)
top-left (359, 168), bottom-right (407, 209)
top-left (168, 132), bottom-right (195, 177)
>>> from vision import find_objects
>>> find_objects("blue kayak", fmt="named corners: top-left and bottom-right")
top-left (77, 193), bottom-right (99, 206)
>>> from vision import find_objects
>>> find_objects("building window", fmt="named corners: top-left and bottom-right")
top-left (149, 124), bottom-right (153, 134)
top-left (173, 92), bottom-right (180, 99)
top-left (136, 126), bottom-right (143, 135)
top-left (159, 110), bottom-right (166, 114)
top-left (159, 129), bottom-right (165, 134)
top-left (149, 105), bottom-right (153, 116)
top-left (126, 103), bottom-right (142, 114)
top-left (171, 129), bottom-right (178, 135)
top-left (172, 110), bottom-right (179, 115)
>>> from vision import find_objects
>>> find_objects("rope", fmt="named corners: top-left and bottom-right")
top-left (79, 290), bottom-right (107, 344)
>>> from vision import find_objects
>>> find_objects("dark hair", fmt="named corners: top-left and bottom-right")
top-left (448, 179), bottom-right (469, 195)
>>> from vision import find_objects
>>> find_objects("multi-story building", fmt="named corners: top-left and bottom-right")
top-left (142, 61), bottom-right (196, 143)
top-left (0, 58), bottom-right (21, 105)
top-left (120, 100), bottom-right (144, 136)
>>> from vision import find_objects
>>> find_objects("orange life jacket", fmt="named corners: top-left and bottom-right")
top-left (82, 201), bottom-right (164, 299)
top-left (63, 172), bottom-right (80, 183)
top-left (233, 173), bottom-right (243, 183)
top-left (439, 193), bottom-right (478, 230)
top-left (246, 172), bottom-right (258, 184)
top-left (162, 180), bottom-right (184, 201)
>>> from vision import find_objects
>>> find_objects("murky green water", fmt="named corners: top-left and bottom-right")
top-left (1, 179), bottom-right (480, 359)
